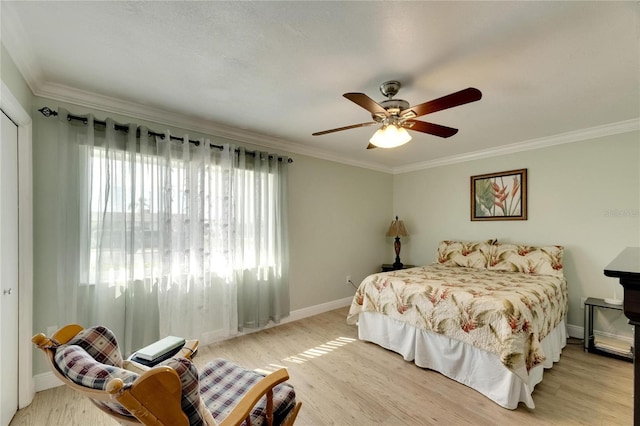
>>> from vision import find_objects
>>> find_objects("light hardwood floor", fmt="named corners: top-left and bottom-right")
top-left (13, 307), bottom-right (633, 425)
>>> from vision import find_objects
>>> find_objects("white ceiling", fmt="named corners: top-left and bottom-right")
top-left (2, 1), bottom-right (639, 172)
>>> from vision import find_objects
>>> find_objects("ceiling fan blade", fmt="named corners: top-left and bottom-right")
top-left (366, 143), bottom-right (377, 150)
top-left (343, 93), bottom-right (389, 116)
top-left (402, 87), bottom-right (482, 118)
top-left (404, 120), bottom-right (459, 138)
top-left (312, 121), bottom-right (377, 136)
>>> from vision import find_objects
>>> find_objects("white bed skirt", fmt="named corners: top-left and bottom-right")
top-left (357, 311), bottom-right (567, 409)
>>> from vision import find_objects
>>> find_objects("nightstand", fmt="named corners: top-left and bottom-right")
top-left (381, 263), bottom-right (415, 272)
top-left (583, 297), bottom-right (633, 362)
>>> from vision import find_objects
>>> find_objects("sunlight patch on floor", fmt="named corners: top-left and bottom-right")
top-left (254, 363), bottom-right (287, 375)
top-left (253, 336), bottom-right (357, 374)
top-left (281, 336), bottom-right (356, 365)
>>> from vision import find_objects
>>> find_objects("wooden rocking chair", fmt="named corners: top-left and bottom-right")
top-left (33, 324), bottom-right (301, 426)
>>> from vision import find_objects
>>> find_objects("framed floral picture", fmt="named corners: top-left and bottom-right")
top-left (471, 168), bottom-right (527, 221)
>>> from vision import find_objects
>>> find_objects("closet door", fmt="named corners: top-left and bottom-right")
top-left (0, 110), bottom-right (19, 426)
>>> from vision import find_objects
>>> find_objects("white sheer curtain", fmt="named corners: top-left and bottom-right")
top-left (54, 108), bottom-right (289, 355)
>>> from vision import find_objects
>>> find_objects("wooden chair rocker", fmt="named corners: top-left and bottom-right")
top-left (33, 324), bottom-right (302, 426)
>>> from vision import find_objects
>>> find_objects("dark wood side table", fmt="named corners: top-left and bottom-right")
top-left (381, 263), bottom-right (415, 272)
top-left (604, 247), bottom-right (640, 425)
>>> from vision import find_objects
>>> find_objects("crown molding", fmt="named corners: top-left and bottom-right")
top-left (392, 118), bottom-right (640, 174)
top-left (23, 62), bottom-right (639, 177)
top-left (35, 81), bottom-right (394, 174)
top-left (31, 78), bottom-right (640, 176)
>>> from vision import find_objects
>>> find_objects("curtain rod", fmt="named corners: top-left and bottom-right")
top-left (38, 107), bottom-right (293, 163)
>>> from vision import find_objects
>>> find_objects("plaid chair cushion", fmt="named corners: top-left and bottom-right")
top-left (67, 325), bottom-right (124, 367)
top-left (158, 357), bottom-right (208, 426)
top-left (54, 344), bottom-right (138, 417)
top-left (199, 358), bottom-right (297, 426)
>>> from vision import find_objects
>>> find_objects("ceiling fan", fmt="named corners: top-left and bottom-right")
top-left (312, 81), bottom-right (482, 149)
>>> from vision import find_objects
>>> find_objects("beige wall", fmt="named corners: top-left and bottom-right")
top-left (288, 155), bottom-right (392, 310)
top-left (1, 44), bottom-right (32, 112)
top-left (393, 131), bottom-right (640, 336)
top-left (7, 41), bottom-right (639, 371)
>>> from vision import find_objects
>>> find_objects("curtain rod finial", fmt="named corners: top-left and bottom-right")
top-left (38, 107), bottom-right (58, 117)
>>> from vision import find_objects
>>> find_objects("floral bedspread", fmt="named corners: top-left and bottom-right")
top-left (347, 264), bottom-right (568, 382)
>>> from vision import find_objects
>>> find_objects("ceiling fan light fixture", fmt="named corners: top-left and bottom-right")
top-left (312, 82), bottom-right (481, 149)
top-left (369, 124), bottom-right (412, 148)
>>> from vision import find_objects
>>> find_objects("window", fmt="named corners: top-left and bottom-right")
top-left (55, 110), bottom-right (289, 348)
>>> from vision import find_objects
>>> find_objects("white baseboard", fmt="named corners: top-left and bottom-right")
top-left (566, 323), bottom-right (634, 346)
top-left (567, 323), bottom-right (583, 340)
top-left (33, 296), bottom-right (354, 393)
top-left (33, 372), bottom-right (63, 392)
top-left (285, 296), bottom-right (353, 324)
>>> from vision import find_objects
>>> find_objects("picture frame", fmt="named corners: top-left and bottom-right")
top-left (471, 168), bottom-right (527, 221)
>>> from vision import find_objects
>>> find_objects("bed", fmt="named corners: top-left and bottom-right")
top-left (347, 240), bottom-right (568, 409)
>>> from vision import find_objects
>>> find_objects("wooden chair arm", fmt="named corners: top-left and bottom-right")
top-left (52, 324), bottom-right (84, 344)
top-left (176, 339), bottom-right (199, 360)
top-left (109, 366), bottom-right (189, 426)
top-left (32, 324), bottom-right (84, 348)
top-left (32, 333), bottom-right (51, 348)
top-left (218, 368), bottom-right (290, 426)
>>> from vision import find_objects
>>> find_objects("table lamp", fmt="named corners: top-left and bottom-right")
top-left (386, 216), bottom-right (409, 269)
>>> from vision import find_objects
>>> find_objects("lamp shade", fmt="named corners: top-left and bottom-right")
top-left (386, 216), bottom-right (409, 237)
top-left (369, 124), bottom-right (412, 148)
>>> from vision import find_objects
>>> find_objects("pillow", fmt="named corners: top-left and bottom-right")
top-left (488, 243), bottom-right (564, 276)
top-left (158, 357), bottom-right (211, 426)
top-left (199, 358), bottom-right (297, 426)
top-left (67, 325), bottom-right (124, 367)
top-left (437, 240), bottom-right (496, 269)
top-left (54, 344), bottom-right (138, 417)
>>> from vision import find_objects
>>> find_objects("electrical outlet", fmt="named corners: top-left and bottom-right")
top-left (346, 275), bottom-right (351, 285)
top-left (580, 297), bottom-right (586, 309)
